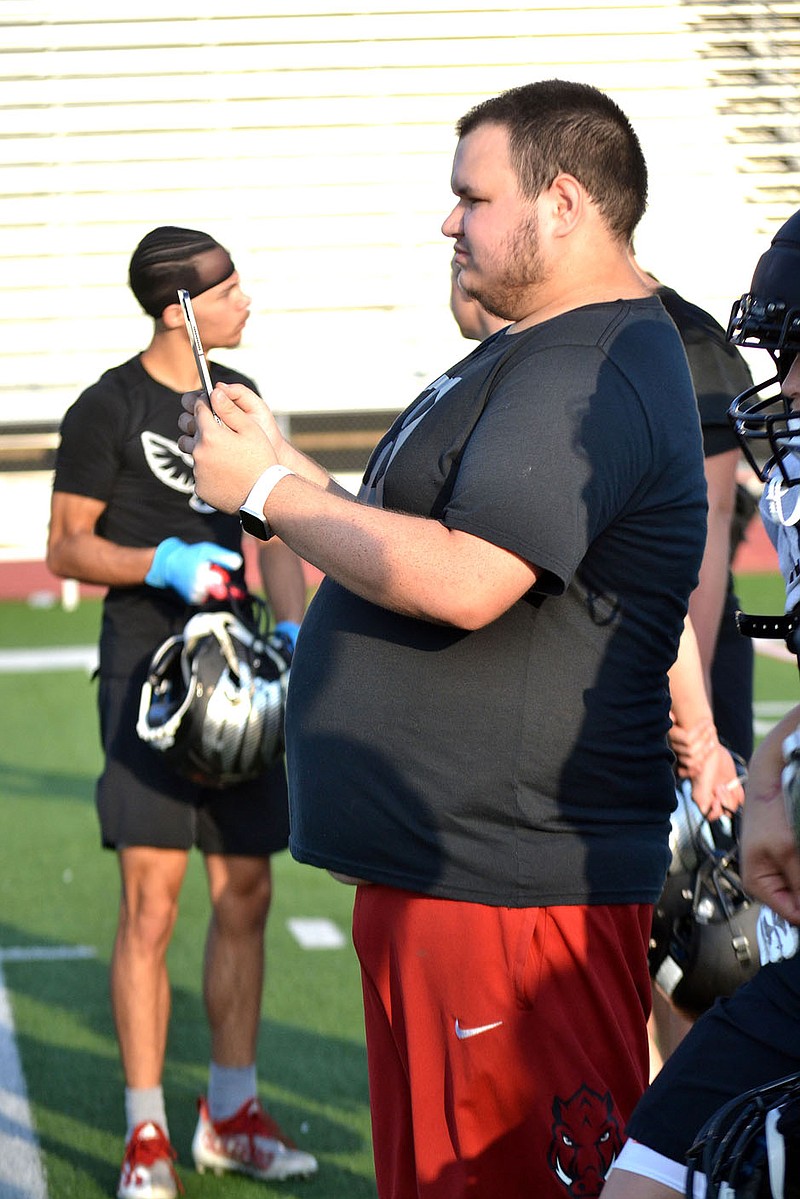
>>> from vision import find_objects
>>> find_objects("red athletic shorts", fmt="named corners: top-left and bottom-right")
top-left (352, 886), bottom-right (653, 1199)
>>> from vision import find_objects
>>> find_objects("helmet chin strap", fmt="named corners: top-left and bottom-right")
top-left (735, 607), bottom-right (800, 689)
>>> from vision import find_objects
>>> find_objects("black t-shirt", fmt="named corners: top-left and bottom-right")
top-left (657, 286), bottom-right (753, 459)
top-left (286, 298), bottom-right (707, 906)
top-left (54, 355), bottom-right (256, 676)
top-left (657, 285), bottom-right (756, 758)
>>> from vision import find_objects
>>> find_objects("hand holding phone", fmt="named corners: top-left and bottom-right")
top-left (178, 288), bottom-right (215, 408)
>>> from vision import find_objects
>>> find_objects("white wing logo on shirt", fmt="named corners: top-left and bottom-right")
top-left (140, 431), bottom-right (216, 512)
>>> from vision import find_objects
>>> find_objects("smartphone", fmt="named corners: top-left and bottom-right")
top-left (177, 288), bottom-right (213, 400)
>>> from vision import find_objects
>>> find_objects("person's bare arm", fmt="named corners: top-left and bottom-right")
top-left (255, 538), bottom-right (307, 625)
top-left (688, 447), bottom-right (738, 683)
top-left (668, 614), bottom-right (742, 818)
top-left (180, 387), bottom-right (539, 630)
top-left (47, 491), bottom-right (156, 585)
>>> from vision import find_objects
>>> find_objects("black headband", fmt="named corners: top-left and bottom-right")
top-left (129, 226), bottom-right (236, 318)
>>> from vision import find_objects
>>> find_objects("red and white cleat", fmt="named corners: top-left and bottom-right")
top-left (191, 1096), bottom-right (318, 1182)
top-left (117, 1122), bottom-right (183, 1199)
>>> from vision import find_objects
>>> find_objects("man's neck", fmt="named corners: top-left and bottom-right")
top-left (140, 328), bottom-right (211, 393)
top-left (510, 248), bottom-right (651, 334)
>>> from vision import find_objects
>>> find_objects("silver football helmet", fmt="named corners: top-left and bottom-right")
top-left (137, 601), bottom-right (291, 788)
top-left (649, 781), bottom-right (761, 1020)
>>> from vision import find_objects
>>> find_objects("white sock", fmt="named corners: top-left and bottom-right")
top-left (124, 1086), bottom-right (168, 1142)
top-left (207, 1063), bottom-right (257, 1123)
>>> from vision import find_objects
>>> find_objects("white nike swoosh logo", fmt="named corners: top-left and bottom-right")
top-left (454, 1019), bottom-right (504, 1040)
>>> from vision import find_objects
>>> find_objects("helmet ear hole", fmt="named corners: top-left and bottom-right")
top-left (136, 599), bottom-right (291, 788)
top-left (648, 781), bottom-right (762, 1021)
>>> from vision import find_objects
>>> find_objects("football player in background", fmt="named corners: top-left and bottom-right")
top-left (46, 226), bottom-right (315, 1198)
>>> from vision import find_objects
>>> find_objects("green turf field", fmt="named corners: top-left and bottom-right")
top-left (0, 575), bottom-right (797, 1198)
top-left (735, 572), bottom-right (800, 734)
top-left (0, 597), bottom-right (376, 1198)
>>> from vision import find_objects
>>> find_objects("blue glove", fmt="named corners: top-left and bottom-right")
top-left (146, 537), bottom-right (243, 604)
top-left (273, 620), bottom-right (300, 653)
top-left (273, 620), bottom-right (300, 660)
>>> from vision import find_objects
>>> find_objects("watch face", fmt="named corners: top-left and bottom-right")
top-left (239, 509), bottom-right (270, 540)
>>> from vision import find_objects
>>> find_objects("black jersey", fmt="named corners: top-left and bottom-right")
top-left (657, 286), bottom-right (753, 458)
top-left (54, 355), bottom-right (257, 675)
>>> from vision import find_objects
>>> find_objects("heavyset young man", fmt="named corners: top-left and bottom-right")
top-left (179, 81), bottom-right (707, 1198)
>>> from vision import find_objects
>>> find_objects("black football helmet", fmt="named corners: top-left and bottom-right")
top-left (685, 1071), bottom-right (800, 1198)
top-left (649, 781), bottom-right (762, 1020)
top-left (728, 208), bottom-right (800, 485)
top-left (136, 597), bottom-right (291, 788)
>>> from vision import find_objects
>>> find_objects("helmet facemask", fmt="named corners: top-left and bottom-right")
top-left (728, 207), bottom-right (800, 485)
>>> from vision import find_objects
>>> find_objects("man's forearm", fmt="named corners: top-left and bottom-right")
top-left (276, 438), bottom-right (352, 499)
top-left (47, 530), bottom-right (155, 588)
top-left (263, 472), bottom-right (536, 630)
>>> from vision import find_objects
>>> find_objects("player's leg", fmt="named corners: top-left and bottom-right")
top-left (97, 669), bottom-right (197, 1198)
top-left (112, 844), bottom-right (188, 1199)
top-left (193, 757), bottom-right (288, 1071)
top-left (112, 845), bottom-right (189, 1087)
top-left (189, 767), bottom-right (316, 1182)
top-left (203, 851), bottom-right (271, 1069)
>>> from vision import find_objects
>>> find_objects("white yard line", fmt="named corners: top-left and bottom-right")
top-left (0, 948), bottom-right (96, 1199)
top-left (0, 959), bottom-right (48, 1199)
top-left (287, 918), bottom-right (347, 949)
top-left (0, 646), bottom-right (97, 674)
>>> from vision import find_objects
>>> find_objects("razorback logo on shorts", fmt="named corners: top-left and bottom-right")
top-left (547, 1084), bottom-right (622, 1196)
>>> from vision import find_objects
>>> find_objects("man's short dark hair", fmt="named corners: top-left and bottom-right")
top-left (128, 226), bottom-right (235, 319)
top-left (457, 80), bottom-right (648, 242)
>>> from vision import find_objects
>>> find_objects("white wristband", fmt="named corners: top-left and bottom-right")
top-left (239, 464), bottom-right (295, 540)
top-left (253, 464), bottom-right (294, 506)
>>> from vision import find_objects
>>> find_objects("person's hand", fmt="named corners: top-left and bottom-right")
top-left (145, 537), bottom-right (243, 604)
top-left (690, 741), bottom-right (745, 821)
top-left (668, 715), bottom-right (717, 779)
top-left (178, 386), bottom-right (278, 513)
top-left (222, 381), bottom-right (287, 454)
top-left (273, 619), bottom-right (300, 659)
top-left (180, 381), bottom-right (287, 459)
top-left (740, 722), bottom-right (800, 924)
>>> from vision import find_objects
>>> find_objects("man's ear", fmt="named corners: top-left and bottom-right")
top-left (543, 173), bottom-right (584, 238)
top-left (161, 301), bottom-right (185, 330)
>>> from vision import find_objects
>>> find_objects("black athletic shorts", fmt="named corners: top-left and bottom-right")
top-left (626, 951), bottom-right (800, 1162)
top-left (95, 663), bottom-right (290, 856)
